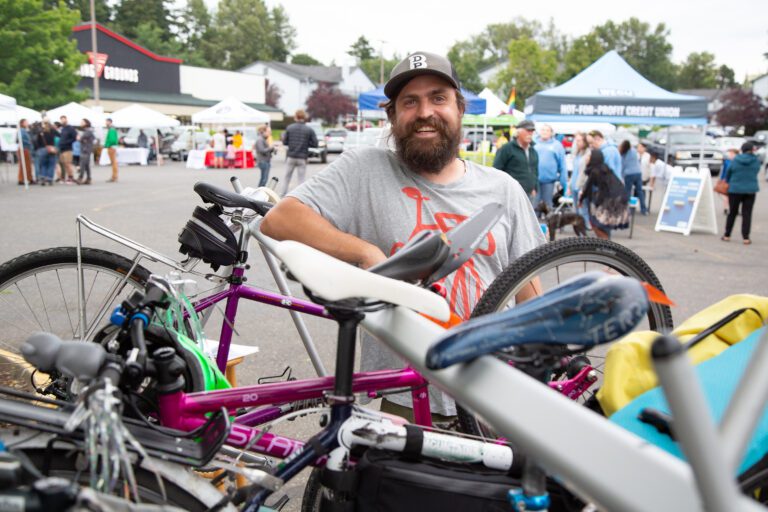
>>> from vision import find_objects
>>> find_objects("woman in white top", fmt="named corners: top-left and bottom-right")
top-left (637, 142), bottom-right (652, 184)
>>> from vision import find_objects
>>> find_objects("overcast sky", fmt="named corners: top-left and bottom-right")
top-left (259, 0), bottom-right (767, 83)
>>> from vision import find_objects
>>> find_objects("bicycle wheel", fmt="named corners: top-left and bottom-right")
top-left (0, 247), bottom-right (151, 391)
top-left (458, 237), bottom-right (674, 436)
top-left (1, 428), bottom-right (230, 511)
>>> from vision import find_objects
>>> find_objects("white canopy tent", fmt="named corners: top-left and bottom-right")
top-left (0, 94), bottom-right (30, 187)
top-left (478, 88), bottom-right (525, 119)
top-left (45, 102), bottom-right (105, 126)
top-left (191, 97), bottom-right (270, 125)
top-left (0, 103), bottom-right (41, 125)
top-left (191, 97), bottom-right (269, 167)
top-left (109, 104), bottom-right (180, 167)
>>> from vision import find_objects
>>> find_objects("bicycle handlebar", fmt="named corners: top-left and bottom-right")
top-left (21, 333), bottom-right (107, 383)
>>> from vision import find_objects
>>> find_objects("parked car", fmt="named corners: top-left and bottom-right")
top-left (306, 122), bottom-right (327, 163)
top-left (642, 129), bottom-right (723, 175)
top-left (325, 128), bottom-right (347, 153)
top-left (714, 136), bottom-right (747, 153)
top-left (169, 126), bottom-right (211, 160)
top-left (462, 128), bottom-right (496, 151)
top-left (609, 130), bottom-right (639, 148)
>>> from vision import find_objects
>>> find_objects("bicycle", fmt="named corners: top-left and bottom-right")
top-left (0, 335), bottom-right (236, 511)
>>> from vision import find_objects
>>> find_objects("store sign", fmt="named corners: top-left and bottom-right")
top-left (79, 51), bottom-right (139, 83)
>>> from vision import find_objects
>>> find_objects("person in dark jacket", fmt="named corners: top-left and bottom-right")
top-left (77, 118), bottom-right (95, 185)
top-left (35, 121), bottom-right (59, 186)
top-left (17, 118), bottom-right (35, 185)
top-left (722, 141), bottom-right (761, 244)
top-left (579, 149), bottom-right (629, 240)
top-left (492, 119), bottom-right (538, 202)
top-left (280, 109), bottom-right (317, 195)
top-left (57, 115), bottom-right (77, 183)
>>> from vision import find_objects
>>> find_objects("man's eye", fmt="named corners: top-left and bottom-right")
top-left (433, 96), bottom-right (447, 104)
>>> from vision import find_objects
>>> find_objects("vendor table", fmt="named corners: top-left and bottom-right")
top-left (186, 149), bottom-right (254, 169)
top-left (98, 147), bottom-right (149, 166)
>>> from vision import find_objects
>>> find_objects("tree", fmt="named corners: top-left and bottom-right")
top-left (0, 0), bottom-right (87, 109)
top-left (716, 88), bottom-right (768, 135)
top-left (113, 0), bottom-right (172, 41)
top-left (291, 53), bottom-right (322, 66)
top-left (716, 65), bottom-right (736, 89)
top-left (60, 0), bottom-right (111, 23)
top-left (202, 0), bottom-right (296, 70)
top-left (560, 18), bottom-right (676, 89)
top-left (676, 52), bottom-right (717, 89)
top-left (490, 38), bottom-right (556, 108)
top-left (305, 83), bottom-right (355, 125)
top-left (347, 36), bottom-right (375, 62)
top-left (359, 56), bottom-right (400, 85)
top-left (132, 21), bottom-right (183, 58)
top-left (172, 0), bottom-right (211, 66)
top-left (265, 82), bottom-right (281, 108)
top-left (447, 40), bottom-right (487, 93)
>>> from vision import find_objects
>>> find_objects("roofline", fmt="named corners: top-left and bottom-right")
top-left (72, 23), bottom-right (183, 64)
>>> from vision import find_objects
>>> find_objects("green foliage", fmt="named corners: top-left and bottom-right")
top-left (113, 0), bottom-right (172, 41)
top-left (558, 33), bottom-right (604, 83)
top-left (291, 53), bottom-right (323, 66)
top-left (348, 36), bottom-right (375, 62)
top-left (676, 52), bottom-right (717, 89)
top-left (359, 56), bottom-right (400, 85)
top-left (202, 0), bottom-right (295, 70)
top-left (172, 0), bottom-right (211, 65)
top-left (132, 21), bottom-right (182, 57)
top-left (0, 0), bottom-right (87, 109)
top-left (447, 40), bottom-right (487, 93)
top-left (491, 38), bottom-right (556, 107)
top-left (60, 0), bottom-right (111, 23)
top-left (716, 65), bottom-right (736, 89)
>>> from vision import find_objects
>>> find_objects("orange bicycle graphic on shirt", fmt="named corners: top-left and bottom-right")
top-left (389, 187), bottom-right (496, 320)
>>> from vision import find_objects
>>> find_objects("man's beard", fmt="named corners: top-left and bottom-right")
top-left (392, 116), bottom-right (461, 174)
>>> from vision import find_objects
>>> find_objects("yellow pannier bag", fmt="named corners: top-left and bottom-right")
top-left (597, 294), bottom-right (768, 417)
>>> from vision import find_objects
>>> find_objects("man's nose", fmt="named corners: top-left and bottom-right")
top-left (416, 100), bottom-right (435, 119)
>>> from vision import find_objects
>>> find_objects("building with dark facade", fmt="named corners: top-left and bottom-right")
top-left (72, 23), bottom-right (282, 122)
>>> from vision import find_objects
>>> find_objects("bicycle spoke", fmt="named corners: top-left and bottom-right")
top-left (33, 276), bottom-right (54, 333)
top-left (55, 269), bottom-right (76, 338)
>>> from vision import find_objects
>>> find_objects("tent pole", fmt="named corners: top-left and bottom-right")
top-left (482, 116), bottom-right (488, 166)
top-left (663, 126), bottom-right (670, 165)
top-left (698, 124), bottom-right (706, 171)
top-left (155, 131), bottom-right (160, 167)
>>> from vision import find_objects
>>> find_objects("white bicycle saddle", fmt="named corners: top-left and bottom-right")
top-left (271, 240), bottom-right (450, 321)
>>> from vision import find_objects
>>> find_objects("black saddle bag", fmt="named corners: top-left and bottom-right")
top-left (320, 449), bottom-right (581, 512)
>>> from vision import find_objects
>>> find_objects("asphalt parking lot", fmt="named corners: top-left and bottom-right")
top-left (0, 152), bottom-right (766, 508)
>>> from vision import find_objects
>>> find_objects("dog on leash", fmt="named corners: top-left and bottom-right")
top-left (535, 201), bottom-right (588, 242)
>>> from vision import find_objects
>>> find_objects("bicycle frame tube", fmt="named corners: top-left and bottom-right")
top-left (186, 266), bottom-right (330, 373)
top-left (156, 367), bottom-right (432, 458)
top-left (361, 306), bottom-right (766, 512)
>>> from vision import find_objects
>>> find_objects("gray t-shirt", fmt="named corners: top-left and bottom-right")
top-left (289, 147), bottom-right (545, 414)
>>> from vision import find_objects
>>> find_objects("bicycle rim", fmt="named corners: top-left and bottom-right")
top-left (0, 247), bottom-right (150, 391)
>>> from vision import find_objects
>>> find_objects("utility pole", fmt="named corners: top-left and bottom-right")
top-left (378, 40), bottom-right (387, 85)
top-left (89, 0), bottom-right (100, 105)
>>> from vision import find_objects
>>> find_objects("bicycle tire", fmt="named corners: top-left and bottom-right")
top-left (457, 237), bottom-right (674, 437)
top-left (0, 247), bottom-right (151, 391)
top-left (1, 429), bottom-right (228, 511)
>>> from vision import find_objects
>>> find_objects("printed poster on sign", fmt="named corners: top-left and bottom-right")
top-left (654, 168), bottom-right (718, 236)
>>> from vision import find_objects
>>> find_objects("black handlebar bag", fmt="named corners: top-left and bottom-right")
top-left (320, 449), bottom-right (581, 512)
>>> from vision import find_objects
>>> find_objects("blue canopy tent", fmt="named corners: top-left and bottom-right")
top-left (358, 86), bottom-right (487, 115)
top-left (525, 51), bottom-right (707, 126)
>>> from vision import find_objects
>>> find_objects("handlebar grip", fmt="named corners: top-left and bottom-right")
top-left (55, 342), bottom-right (107, 382)
top-left (20, 333), bottom-right (63, 373)
top-left (230, 176), bottom-right (244, 193)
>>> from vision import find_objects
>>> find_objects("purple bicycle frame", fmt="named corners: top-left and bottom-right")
top-left (156, 367), bottom-right (431, 460)
top-left (189, 267), bottom-right (330, 372)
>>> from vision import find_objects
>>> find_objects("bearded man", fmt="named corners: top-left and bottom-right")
top-left (261, 51), bottom-right (544, 420)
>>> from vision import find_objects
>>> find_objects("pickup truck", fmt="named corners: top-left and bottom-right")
top-left (642, 130), bottom-right (724, 176)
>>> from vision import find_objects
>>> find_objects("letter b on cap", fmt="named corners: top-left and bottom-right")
top-left (409, 54), bottom-right (427, 69)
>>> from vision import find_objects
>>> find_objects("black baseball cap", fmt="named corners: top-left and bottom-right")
top-left (516, 120), bottom-right (536, 131)
top-left (384, 51), bottom-right (460, 100)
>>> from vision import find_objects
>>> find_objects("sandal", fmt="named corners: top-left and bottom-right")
top-left (744, 239), bottom-right (752, 245)
top-left (721, 236), bottom-right (730, 242)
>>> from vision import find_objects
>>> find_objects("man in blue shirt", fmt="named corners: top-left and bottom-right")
top-left (588, 130), bottom-right (622, 181)
top-left (534, 124), bottom-right (567, 208)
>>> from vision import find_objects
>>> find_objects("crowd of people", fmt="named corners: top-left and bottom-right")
top-left (17, 115), bottom-right (119, 185)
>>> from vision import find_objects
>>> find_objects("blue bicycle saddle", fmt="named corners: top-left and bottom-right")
top-left (425, 272), bottom-right (649, 370)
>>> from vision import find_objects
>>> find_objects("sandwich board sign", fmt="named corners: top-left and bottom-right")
top-left (655, 167), bottom-right (718, 236)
